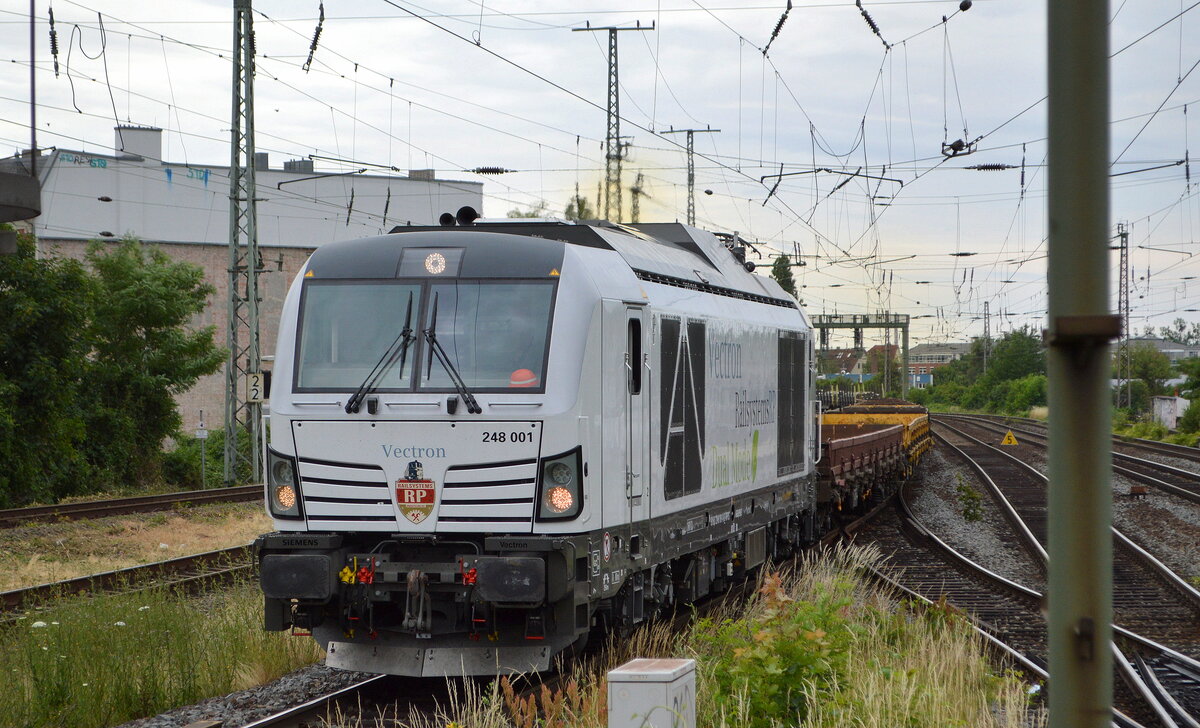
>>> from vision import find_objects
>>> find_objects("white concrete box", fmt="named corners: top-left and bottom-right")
top-left (607, 658), bottom-right (696, 728)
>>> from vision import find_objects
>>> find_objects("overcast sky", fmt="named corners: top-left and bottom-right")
top-left (2, 1), bottom-right (1198, 346)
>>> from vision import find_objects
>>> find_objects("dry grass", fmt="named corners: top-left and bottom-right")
top-left (1027, 406), bottom-right (1049, 420)
top-left (0, 502), bottom-right (270, 591)
top-left (327, 544), bottom-right (1043, 728)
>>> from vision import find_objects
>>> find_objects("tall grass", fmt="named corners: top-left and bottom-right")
top-left (329, 544), bottom-right (1042, 728)
top-left (2, 578), bottom-right (321, 728)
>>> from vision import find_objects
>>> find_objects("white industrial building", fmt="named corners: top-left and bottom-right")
top-left (8, 125), bottom-right (484, 432)
top-left (25, 125), bottom-right (481, 247)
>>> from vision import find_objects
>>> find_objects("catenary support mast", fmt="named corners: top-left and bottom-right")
top-left (661, 127), bottom-right (719, 226)
top-left (572, 22), bottom-right (653, 222)
top-left (1047, 1), bottom-right (1115, 726)
top-left (1117, 222), bottom-right (1131, 408)
top-left (225, 0), bottom-right (262, 485)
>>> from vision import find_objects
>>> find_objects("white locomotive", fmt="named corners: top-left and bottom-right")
top-left (256, 215), bottom-right (819, 677)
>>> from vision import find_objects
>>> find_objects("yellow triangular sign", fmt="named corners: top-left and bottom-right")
top-left (548, 268), bottom-right (560, 277)
top-left (1000, 430), bottom-right (1019, 446)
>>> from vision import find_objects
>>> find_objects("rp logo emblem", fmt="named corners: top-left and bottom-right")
top-left (396, 460), bottom-right (435, 524)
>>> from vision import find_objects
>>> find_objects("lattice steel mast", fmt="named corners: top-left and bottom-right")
top-left (572, 22), bottom-right (653, 222)
top-left (982, 300), bottom-right (990, 371)
top-left (225, 0), bottom-right (262, 485)
top-left (1117, 222), bottom-right (1131, 408)
top-left (660, 127), bottom-right (718, 226)
top-left (630, 171), bottom-right (646, 223)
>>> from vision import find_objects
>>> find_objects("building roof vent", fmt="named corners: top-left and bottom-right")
top-left (114, 125), bottom-right (162, 162)
top-left (409, 169), bottom-right (436, 181)
top-left (283, 158), bottom-right (314, 173)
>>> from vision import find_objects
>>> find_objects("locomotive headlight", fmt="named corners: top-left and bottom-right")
top-left (271, 458), bottom-right (295, 488)
top-left (544, 486), bottom-right (574, 514)
top-left (424, 252), bottom-right (447, 275)
top-left (274, 484), bottom-right (297, 510)
top-left (267, 448), bottom-right (304, 520)
top-left (537, 448), bottom-right (582, 521)
top-left (548, 462), bottom-right (572, 485)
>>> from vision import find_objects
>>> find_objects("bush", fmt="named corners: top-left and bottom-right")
top-left (1124, 421), bottom-right (1168, 441)
top-left (1177, 399), bottom-right (1200, 434)
top-left (926, 382), bottom-right (964, 406)
top-left (1003, 374), bottom-right (1047, 414)
top-left (955, 475), bottom-right (984, 522)
top-left (1165, 432), bottom-right (1199, 447)
top-left (693, 573), bottom-right (857, 726)
top-left (162, 427), bottom-right (255, 489)
top-left (983, 379), bottom-right (1014, 413)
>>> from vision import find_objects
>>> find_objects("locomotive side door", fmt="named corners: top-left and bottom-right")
top-left (624, 305), bottom-right (650, 525)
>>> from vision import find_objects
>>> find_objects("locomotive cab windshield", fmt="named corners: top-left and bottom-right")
top-left (295, 277), bottom-right (556, 394)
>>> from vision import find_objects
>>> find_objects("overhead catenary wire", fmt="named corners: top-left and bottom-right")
top-left (12, 2), bottom-right (1200, 336)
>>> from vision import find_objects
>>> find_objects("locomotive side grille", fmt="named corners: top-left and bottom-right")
top-left (633, 269), bottom-right (798, 308)
top-left (297, 457), bottom-right (397, 530)
top-left (438, 459), bottom-right (537, 532)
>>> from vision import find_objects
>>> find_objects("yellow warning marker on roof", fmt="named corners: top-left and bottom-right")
top-left (548, 268), bottom-right (560, 277)
top-left (1000, 430), bottom-right (1019, 446)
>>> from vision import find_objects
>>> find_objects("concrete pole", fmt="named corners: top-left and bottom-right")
top-left (1046, 2), bottom-right (1114, 727)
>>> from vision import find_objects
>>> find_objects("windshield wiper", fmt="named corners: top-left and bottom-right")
top-left (423, 292), bottom-right (482, 414)
top-left (345, 292), bottom-right (416, 414)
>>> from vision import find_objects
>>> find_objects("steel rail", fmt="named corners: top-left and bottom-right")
top-left (239, 675), bottom-right (392, 728)
top-left (934, 420), bottom-right (1200, 724)
top-left (883, 453), bottom-right (1183, 726)
top-left (936, 419), bottom-right (1200, 610)
top-left (939, 412), bottom-right (1200, 469)
top-left (939, 414), bottom-right (1200, 505)
top-left (0, 485), bottom-right (263, 527)
top-left (0, 544), bottom-right (254, 617)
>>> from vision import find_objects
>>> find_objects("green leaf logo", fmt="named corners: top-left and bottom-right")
top-left (751, 430), bottom-right (760, 481)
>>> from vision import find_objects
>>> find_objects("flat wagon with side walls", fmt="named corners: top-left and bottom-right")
top-left (254, 216), bottom-right (824, 677)
top-left (820, 399), bottom-right (932, 465)
top-left (818, 423), bottom-right (905, 518)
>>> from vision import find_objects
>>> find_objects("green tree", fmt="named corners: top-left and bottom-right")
top-left (506, 200), bottom-right (548, 218)
top-left (1126, 342), bottom-right (1172, 397)
top-left (80, 239), bottom-right (226, 485)
top-left (927, 338), bottom-right (986, 388)
top-left (0, 233), bottom-right (93, 506)
top-left (863, 347), bottom-right (903, 397)
top-left (984, 327), bottom-right (1044, 382)
top-left (564, 194), bottom-right (594, 221)
top-left (1176, 357), bottom-right (1200, 399)
top-left (1158, 317), bottom-right (1200, 345)
top-left (770, 255), bottom-right (797, 297)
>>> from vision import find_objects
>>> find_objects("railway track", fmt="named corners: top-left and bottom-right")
top-left (936, 419), bottom-right (1200, 649)
top-left (239, 674), bottom-right (439, 728)
top-left (0, 485), bottom-right (263, 527)
top-left (931, 420), bottom-right (1200, 724)
top-left (870, 436), bottom-right (1200, 724)
top-left (0, 545), bottom-right (253, 618)
top-left (937, 412), bottom-right (1200, 463)
top-left (938, 413), bottom-right (1200, 506)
